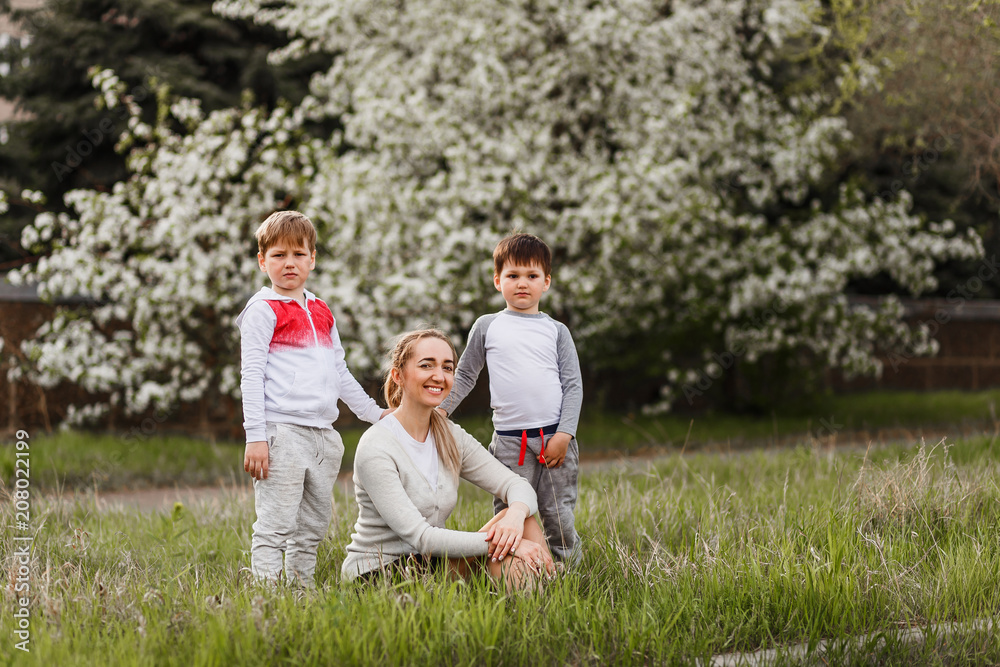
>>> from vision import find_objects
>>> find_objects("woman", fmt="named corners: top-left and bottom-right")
top-left (342, 329), bottom-right (554, 586)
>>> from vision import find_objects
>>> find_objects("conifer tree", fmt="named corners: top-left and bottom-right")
top-left (0, 0), bottom-right (329, 264)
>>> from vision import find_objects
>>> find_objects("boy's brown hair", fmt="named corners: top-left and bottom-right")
top-left (493, 232), bottom-right (552, 276)
top-left (254, 210), bottom-right (317, 255)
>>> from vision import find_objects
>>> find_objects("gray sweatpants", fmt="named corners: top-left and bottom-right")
top-left (490, 431), bottom-right (581, 564)
top-left (251, 422), bottom-right (344, 586)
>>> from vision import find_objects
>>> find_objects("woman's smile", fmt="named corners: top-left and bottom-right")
top-left (397, 337), bottom-right (455, 409)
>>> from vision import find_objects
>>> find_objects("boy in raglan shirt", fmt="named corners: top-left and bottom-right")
top-left (237, 210), bottom-right (389, 586)
top-left (438, 233), bottom-right (583, 564)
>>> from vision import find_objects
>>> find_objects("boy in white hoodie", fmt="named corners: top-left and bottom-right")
top-left (237, 210), bottom-right (389, 586)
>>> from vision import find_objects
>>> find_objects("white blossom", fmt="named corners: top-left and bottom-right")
top-left (7, 0), bottom-right (984, 420)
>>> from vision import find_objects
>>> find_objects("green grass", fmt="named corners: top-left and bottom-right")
top-left (2, 436), bottom-right (999, 665)
top-left (566, 388), bottom-right (1000, 454)
top-left (0, 428), bottom-right (370, 494)
top-left (5, 388), bottom-right (1000, 492)
top-left (0, 431), bottom-right (246, 493)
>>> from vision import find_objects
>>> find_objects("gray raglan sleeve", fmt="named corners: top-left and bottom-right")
top-left (438, 315), bottom-right (492, 416)
top-left (556, 323), bottom-right (583, 437)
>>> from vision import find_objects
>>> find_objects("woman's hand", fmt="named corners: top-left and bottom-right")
top-left (482, 503), bottom-right (528, 561)
top-left (510, 539), bottom-right (555, 576)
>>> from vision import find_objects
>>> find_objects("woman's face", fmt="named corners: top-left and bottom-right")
top-left (396, 337), bottom-right (455, 409)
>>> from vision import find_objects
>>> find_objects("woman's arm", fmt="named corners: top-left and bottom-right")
top-left (481, 501), bottom-right (528, 560)
top-left (452, 423), bottom-right (540, 559)
top-left (453, 424), bottom-right (539, 515)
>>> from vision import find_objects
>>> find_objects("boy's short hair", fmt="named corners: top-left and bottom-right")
top-left (254, 210), bottom-right (317, 255)
top-left (493, 233), bottom-right (552, 276)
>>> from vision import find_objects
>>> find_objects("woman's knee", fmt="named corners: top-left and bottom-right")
top-left (522, 515), bottom-right (546, 542)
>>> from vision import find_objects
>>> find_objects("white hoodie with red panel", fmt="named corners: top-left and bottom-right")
top-left (236, 286), bottom-right (383, 443)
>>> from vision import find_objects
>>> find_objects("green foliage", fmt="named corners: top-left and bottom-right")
top-left (0, 0), bottom-right (331, 263)
top-left (6, 388), bottom-right (1000, 493)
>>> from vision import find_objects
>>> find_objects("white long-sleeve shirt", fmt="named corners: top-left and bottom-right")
top-left (342, 420), bottom-right (538, 579)
top-left (438, 310), bottom-right (583, 435)
top-left (236, 286), bottom-right (383, 443)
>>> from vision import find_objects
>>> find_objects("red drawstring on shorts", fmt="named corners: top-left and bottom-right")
top-left (518, 428), bottom-right (546, 466)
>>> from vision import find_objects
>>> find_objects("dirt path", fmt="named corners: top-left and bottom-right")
top-left (56, 474), bottom-right (357, 513)
top-left (58, 484), bottom-right (253, 513)
top-left (703, 617), bottom-right (998, 666)
top-left (56, 456), bottom-right (646, 513)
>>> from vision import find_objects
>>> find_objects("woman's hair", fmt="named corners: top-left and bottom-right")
top-left (384, 329), bottom-right (461, 477)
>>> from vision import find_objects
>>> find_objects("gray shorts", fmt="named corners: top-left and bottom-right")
top-left (490, 429), bottom-right (581, 564)
top-left (250, 422), bottom-right (345, 586)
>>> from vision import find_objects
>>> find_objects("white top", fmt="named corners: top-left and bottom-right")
top-left (341, 420), bottom-right (538, 579)
top-left (381, 414), bottom-right (439, 489)
top-left (439, 310), bottom-right (583, 435)
top-left (236, 287), bottom-right (384, 443)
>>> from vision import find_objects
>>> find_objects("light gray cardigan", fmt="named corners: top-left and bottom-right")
top-left (341, 420), bottom-right (539, 580)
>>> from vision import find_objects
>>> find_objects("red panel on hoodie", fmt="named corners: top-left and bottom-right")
top-left (267, 300), bottom-right (335, 352)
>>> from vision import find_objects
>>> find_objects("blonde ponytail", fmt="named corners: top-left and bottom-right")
top-left (429, 408), bottom-right (461, 480)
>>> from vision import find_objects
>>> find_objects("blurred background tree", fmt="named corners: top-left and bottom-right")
top-left (0, 0), bottom-right (332, 265)
top-left (3, 0), bottom-right (999, 422)
top-left (830, 0), bottom-right (1000, 297)
top-left (6, 0), bottom-right (983, 423)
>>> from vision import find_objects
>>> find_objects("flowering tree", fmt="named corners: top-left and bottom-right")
top-left (10, 0), bottom-right (983, 422)
top-left (10, 72), bottom-right (316, 420)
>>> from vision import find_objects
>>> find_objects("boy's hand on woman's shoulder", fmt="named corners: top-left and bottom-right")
top-left (542, 432), bottom-right (571, 468)
top-left (244, 441), bottom-right (269, 480)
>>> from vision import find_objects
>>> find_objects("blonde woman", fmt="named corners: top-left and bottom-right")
top-left (342, 329), bottom-right (554, 586)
